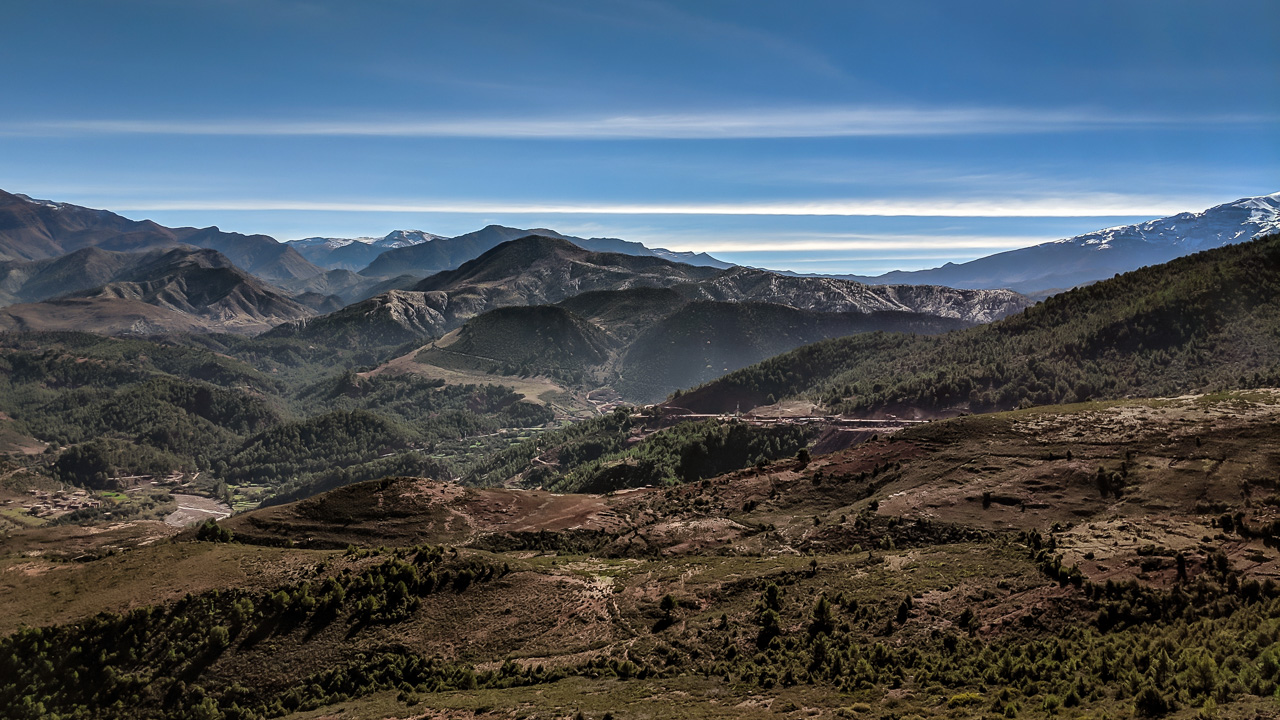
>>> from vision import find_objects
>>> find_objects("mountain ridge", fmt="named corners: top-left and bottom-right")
top-left (0, 247), bottom-right (318, 334)
top-left (822, 192), bottom-right (1280, 295)
top-left (671, 231), bottom-right (1280, 417)
top-left (0, 189), bottom-right (324, 283)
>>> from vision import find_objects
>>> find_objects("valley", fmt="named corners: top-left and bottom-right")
top-left (5, 4), bottom-right (1277, 717)
top-left (4, 391), bottom-right (1280, 720)
top-left (0, 191), bottom-right (1277, 719)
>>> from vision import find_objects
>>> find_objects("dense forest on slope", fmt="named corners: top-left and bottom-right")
top-left (616, 303), bottom-right (967, 401)
top-left (673, 232), bottom-right (1280, 416)
top-left (416, 305), bottom-right (615, 385)
top-left (294, 370), bottom-right (554, 432)
top-left (0, 333), bottom-right (555, 503)
top-left (464, 408), bottom-right (812, 492)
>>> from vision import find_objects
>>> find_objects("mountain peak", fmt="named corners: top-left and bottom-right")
top-left (843, 192), bottom-right (1280, 296)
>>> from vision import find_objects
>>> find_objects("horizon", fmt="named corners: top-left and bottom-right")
top-left (9, 186), bottom-right (1278, 279)
top-left (2, 1), bottom-right (1277, 274)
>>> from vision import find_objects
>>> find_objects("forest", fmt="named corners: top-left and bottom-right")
top-left (675, 233), bottom-right (1280, 417)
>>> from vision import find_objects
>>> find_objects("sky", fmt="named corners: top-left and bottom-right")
top-left (1, 0), bottom-right (1277, 274)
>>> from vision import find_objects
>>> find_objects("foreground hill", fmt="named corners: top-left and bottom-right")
top-left (0, 248), bottom-right (321, 335)
top-left (841, 192), bottom-right (1280, 295)
top-left (0, 189), bottom-right (323, 282)
top-left (672, 232), bottom-right (1280, 417)
top-left (6, 392), bottom-right (1280, 719)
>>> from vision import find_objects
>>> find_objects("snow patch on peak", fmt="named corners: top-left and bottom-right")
top-left (379, 230), bottom-right (445, 248)
top-left (14, 193), bottom-right (65, 210)
top-left (1048, 191), bottom-right (1280, 254)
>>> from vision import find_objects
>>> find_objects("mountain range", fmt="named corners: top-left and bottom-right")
top-left (0, 247), bottom-right (324, 335)
top-left (829, 192), bottom-right (1280, 295)
top-left (285, 230), bottom-right (445, 270)
top-left (0, 190), bottom-right (323, 282)
top-left (270, 235), bottom-right (1028, 351)
top-left (673, 229), bottom-right (1280, 417)
top-left (357, 223), bottom-right (731, 277)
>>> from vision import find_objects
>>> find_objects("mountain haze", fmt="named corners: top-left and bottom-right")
top-left (836, 192), bottom-right (1280, 295)
top-left (0, 190), bottom-right (323, 283)
top-left (359, 223), bottom-right (730, 278)
top-left (286, 230), bottom-right (445, 270)
top-left (0, 248), bottom-right (318, 334)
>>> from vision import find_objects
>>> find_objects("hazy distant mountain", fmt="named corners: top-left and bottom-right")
top-left (358, 224), bottom-right (730, 277)
top-left (274, 235), bottom-right (1028, 351)
top-left (0, 247), bottom-right (161, 305)
top-left (0, 189), bottom-right (325, 283)
top-left (271, 235), bottom-right (723, 345)
top-left (286, 230), bottom-right (445, 270)
top-left (0, 247), bottom-right (318, 335)
top-left (827, 192), bottom-right (1280, 296)
top-left (276, 268), bottom-right (421, 305)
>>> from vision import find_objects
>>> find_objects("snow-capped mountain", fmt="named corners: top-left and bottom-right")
top-left (286, 230), bottom-right (443, 270)
top-left (1062, 192), bottom-right (1280, 253)
top-left (379, 230), bottom-right (446, 248)
top-left (288, 236), bottom-right (375, 251)
top-left (827, 192), bottom-right (1280, 296)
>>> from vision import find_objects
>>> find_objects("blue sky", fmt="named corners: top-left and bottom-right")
top-left (1, 0), bottom-right (1276, 274)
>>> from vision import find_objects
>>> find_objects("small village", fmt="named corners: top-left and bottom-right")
top-left (11, 488), bottom-right (101, 519)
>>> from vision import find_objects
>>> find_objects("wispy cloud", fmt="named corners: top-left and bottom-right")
top-left (4, 107), bottom-right (1269, 139)
top-left (109, 193), bottom-right (1216, 218)
top-left (652, 234), bottom-right (1052, 253)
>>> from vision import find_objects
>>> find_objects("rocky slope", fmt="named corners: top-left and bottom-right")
top-left (689, 266), bottom-right (1028, 323)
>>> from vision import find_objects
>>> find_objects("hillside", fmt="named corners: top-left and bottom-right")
top-left (0, 297), bottom-right (225, 335)
top-left (421, 305), bottom-right (615, 380)
top-left (276, 268), bottom-right (420, 305)
top-left (840, 192), bottom-right (1280, 295)
top-left (672, 232), bottom-right (1280, 417)
top-left (266, 289), bottom-right (451, 346)
top-left (78, 248), bottom-right (318, 332)
top-left (0, 248), bottom-right (320, 335)
top-left (617, 302), bottom-right (968, 401)
top-left (0, 247), bottom-right (162, 306)
top-left (0, 332), bottom-right (559, 509)
top-left (414, 235), bottom-right (722, 297)
top-left (6, 392), bottom-right (1280, 719)
top-left (409, 295), bottom-right (967, 403)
